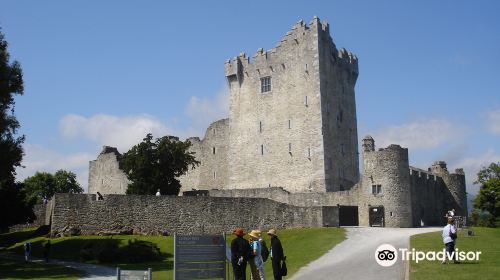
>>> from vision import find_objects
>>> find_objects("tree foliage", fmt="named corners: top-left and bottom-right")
top-left (121, 133), bottom-right (200, 195)
top-left (473, 162), bottom-right (500, 227)
top-left (23, 170), bottom-right (84, 204)
top-left (0, 27), bottom-right (32, 231)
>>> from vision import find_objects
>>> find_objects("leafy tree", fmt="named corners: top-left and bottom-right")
top-left (122, 133), bottom-right (199, 195)
top-left (473, 162), bottom-right (500, 227)
top-left (23, 170), bottom-right (83, 204)
top-left (0, 27), bottom-right (33, 231)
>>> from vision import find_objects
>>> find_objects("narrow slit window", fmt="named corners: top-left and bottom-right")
top-left (212, 147), bottom-right (216, 155)
top-left (288, 120), bottom-right (291, 129)
top-left (288, 143), bottom-right (292, 153)
top-left (260, 76), bottom-right (272, 93)
top-left (213, 171), bottom-right (216, 179)
top-left (259, 121), bottom-right (262, 132)
top-left (261, 145), bottom-right (264, 155)
top-left (308, 148), bottom-right (311, 158)
top-left (304, 96), bottom-right (308, 107)
top-left (377, 184), bottom-right (382, 194)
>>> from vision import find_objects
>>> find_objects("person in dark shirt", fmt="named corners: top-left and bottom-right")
top-left (231, 228), bottom-right (251, 280)
top-left (267, 229), bottom-right (284, 280)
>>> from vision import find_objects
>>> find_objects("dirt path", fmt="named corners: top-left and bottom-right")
top-left (288, 227), bottom-right (441, 280)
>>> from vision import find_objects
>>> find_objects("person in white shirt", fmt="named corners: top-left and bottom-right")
top-left (442, 217), bottom-right (458, 264)
top-left (155, 189), bottom-right (161, 196)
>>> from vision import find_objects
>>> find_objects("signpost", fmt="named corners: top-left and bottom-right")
top-left (174, 234), bottom-right (227, 280)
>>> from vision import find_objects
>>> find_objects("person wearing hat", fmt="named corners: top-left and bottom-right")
top-left (442, 216), bottom-right (458, 264)
top-left (248, 229), bottom-right (266, 280)
top-left (268, 229), bottom-right (284, 280)
top-left (231, 228), bottom-right (251, 280)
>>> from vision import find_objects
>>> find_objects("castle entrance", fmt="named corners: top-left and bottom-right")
top-left (369, 206), bottom-right (385, 227)
top-left (339, 206), bottom-right (359, 226)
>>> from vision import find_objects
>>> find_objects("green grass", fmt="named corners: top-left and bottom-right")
top-left (1, 227), bottom-right (346, 279)
top-left (0, 259), bottom-right (85, 280)
top-left (410, 227), bottom-right (500, 280)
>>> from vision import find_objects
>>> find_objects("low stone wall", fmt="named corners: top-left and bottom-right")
top-left (191, 187), bottom-right (359, 207)
top-left (50, 193), bottom-right (327, 235)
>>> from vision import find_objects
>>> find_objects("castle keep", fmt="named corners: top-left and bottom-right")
top-left (86, 17), bottom-right (467, 229)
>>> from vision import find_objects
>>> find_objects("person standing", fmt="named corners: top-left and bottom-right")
top-left (231, 228), bottom-right (251, 280)
top-left (44, 240), bottom-right (51, 263)
top-left (23, 242), bottom-right (32, 262)
top-left (442, 217), bottom-right (458, 264)
top-left (249, 230), bottom-right (265, 280)
top-left (267, 229), bottom-right (284, 280)
top-left (155, 189), bottom-right (161, 196)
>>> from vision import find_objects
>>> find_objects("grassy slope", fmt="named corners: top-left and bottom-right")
top-left (1, 227), bottom-right (345, 279)
top-left (410, 227), bottom-right (500, 280)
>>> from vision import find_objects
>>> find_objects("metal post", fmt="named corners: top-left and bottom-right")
top-left (173, 232), bottom-right (176, 280)
top-left (148, 268), bottom-right (152, 280)
top-left (116, 267), bottom-right (120, 280)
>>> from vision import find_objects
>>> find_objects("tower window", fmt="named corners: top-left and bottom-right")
top-left (288, 120), bottom-right (291, 129)
top-left (308, 147), bottom-right (311, 158)
top-left (261, 145), bottom-right (264, 155)
top-left (212, 147), bottom-right (216, 154)
top-left (288, 143), bottom-right (292, 153)
top-left (259, 121), bottom-right (262, 133)
top-left (372, 184), bottom-right (382, 194)
top-left (260, 76), bottom-right (272, 93)
top-left (213, 171), bottom-right (216, 179)
top-left (304, 96), bottom-right (308, 107)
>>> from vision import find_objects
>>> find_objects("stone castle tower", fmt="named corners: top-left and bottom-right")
top-left (224, 17), bottom-right (359, 192)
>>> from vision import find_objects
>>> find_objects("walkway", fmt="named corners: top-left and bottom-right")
top-left (0, 253), bottom-right (115, 280)
top-left (289, 227), bottom-right (441, 280)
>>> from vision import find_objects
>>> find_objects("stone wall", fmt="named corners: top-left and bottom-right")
top-left (50, 194), bottom-right (327, 235)
top-left (197, 186), bottom-right (359, 207)
top-left (88, 146), bottom-right (130, 194)
top-left (179, 119), bottom-right (230, 193)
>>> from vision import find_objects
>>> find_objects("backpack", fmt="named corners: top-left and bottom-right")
top-left (261, 240), bottom-right (270, 262)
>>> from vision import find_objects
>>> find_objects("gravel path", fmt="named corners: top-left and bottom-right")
top-left (0, 253), bottom-right (115, 280)
top-left (289, 227), bottom-right (441, 280)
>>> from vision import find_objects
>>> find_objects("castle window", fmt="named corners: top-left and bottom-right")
top-left (304, 96), bottom-right (308, 107)
top-left (390, 211), bottom-right (393, 217)
top-left (281, 63), bottom-right (286, 70)
top-left (213, 129), bottom-right (216, 135)
top-left (259, 121), bottom-right (262, 133)
top-left (288, 120), bottom-right (291, 129)
top-left (213, 171), bottom-right (216, 179)
top-left (308, 147), bottom-right (311, 158)
top-left (288, 143), bottom-right (292, 154)
top-left (261, 145), bottom-right (264, 155)
top-left (372, 184), bottom-right (382, 195)
top-left (261, 76), bottom-right (272, 93)
top-left (212, 147), bottom-right (216, 155)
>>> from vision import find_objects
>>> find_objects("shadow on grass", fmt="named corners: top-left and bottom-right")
top-left (0, 259), bottom-right (86, 279)
top-left (0, 227), bottom-right (48, 250)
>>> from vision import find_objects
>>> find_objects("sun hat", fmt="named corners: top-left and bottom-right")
top-left (267, 229), bottom-right (277, 236)
top-left (233, 228), bottom-right (244, 237)
top-left (249, 230), bottom-right (261, 239)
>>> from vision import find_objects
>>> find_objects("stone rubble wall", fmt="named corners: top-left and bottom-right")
top-left (50, 193), bottom-right (326, 235)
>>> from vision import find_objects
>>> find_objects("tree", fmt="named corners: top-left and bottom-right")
top-left (0, 27), bottom-right (32, 231)
top-left (473, 162), bottom-right (500, 227)
top-left (122, 133), bottom-right (199, 195)
top-left (23, 170), bottom-right (83, 204)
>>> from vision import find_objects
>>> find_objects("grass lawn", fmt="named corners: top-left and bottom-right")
top-left (410, 227), bottom-right (500, 280)
top-left (1, 227), bottom-right (345, 279)
top-left (0, 259), bottom-right (85, 280)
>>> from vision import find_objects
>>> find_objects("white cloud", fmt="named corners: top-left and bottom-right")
top-left (486, 108), bottom-right (500, 135)
top-left (185, 88), bottom-right (229, 137)
top-left (59, 114), bottom-right (170, 152)
top-left (448, 149), bottom-right (500, 195)
top-left (371, 119), bottom-right (463, 150)
top-left (16, 144), bottom-right (94, 192)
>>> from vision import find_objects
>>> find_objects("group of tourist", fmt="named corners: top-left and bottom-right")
top-left (231, 228), bottom-right (286, 280)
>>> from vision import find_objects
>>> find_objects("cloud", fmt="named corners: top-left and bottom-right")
top-left (59, 114), bottom-right (170, 151)
top-left (486, 108), bottom-right (500, 135)
top-left (16, 144), bottom-right (94, 191)
top-left (185, 88), bottom-right (229, 137)
top-left (448, 149), bottom-right (500, 195)
top-left (370, 119), bottom-right (464, 150)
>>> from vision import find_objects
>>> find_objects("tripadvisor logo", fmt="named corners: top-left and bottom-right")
top-left (375, 244), bottom-right (482, 267)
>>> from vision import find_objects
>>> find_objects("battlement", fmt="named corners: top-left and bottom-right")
top-left (224, 16), bottom-right (357, 81)
top-left (409, 166), bottom-right (437, 181)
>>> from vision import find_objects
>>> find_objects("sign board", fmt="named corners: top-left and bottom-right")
top-left (174, 234), bottom-right (226, 280)
top-left (116, 268), bottom-right (152, 280)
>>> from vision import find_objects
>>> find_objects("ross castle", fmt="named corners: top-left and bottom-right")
top-left (87, 17), bottom-right (467, 228)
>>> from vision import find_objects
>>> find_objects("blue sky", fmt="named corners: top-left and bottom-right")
top-left (1, 0), bottom-right (499, 194)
